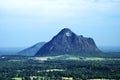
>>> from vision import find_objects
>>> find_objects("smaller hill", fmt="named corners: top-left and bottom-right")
top-left (18, 42), bottom-right (45, 56)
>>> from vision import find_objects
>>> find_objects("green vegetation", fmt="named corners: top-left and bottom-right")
top-left (0, 55), bottom-right (120, 80)
top-left (12, 78), bottom-right (22, 80)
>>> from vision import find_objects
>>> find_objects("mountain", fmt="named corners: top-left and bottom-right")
top-left (35, 28), bottom-right (101, 56)
top-left (18, 42), bottom-right (45, 56)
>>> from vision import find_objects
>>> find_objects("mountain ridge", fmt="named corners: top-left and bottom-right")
top-left (35, 28), bottom-right (101, 56)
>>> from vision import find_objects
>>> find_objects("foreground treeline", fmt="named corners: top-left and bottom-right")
top-left (0, 56), bottom-right (120, 80)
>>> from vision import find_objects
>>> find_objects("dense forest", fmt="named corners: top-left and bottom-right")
top-left (0, 55), bottom-right (120, 80)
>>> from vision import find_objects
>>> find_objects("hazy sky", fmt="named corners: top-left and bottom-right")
top-left (0, 0), bottom-right (120, 48)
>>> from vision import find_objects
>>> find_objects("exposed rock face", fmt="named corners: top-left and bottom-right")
top-left (35, 28), bottom-right (101, 56)
top-left (18, 42), bottom-right (45, 56)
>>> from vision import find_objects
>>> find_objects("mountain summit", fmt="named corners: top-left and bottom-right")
top-left (35, 28), bottom-right (101, 56)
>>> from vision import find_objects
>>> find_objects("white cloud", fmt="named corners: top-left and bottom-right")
top-left (0, 0), bottom-right (120, 18)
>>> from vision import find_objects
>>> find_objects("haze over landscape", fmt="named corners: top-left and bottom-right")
top-left (0, 0), bottom-right (120, 48)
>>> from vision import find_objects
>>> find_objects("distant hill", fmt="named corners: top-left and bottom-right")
top-left (35, 28), bottom-right (101, 56)
top-left (18, 42), bottom-right (45, 56)
top-left (99, 46), bottom-right (120, 52)
top-left (0, 48), bottom-right (23, 55)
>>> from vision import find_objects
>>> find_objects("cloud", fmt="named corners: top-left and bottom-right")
top-left (0, 0), bottom-right (120, 17)
top-left (0, 0), bottom-right (120, 25)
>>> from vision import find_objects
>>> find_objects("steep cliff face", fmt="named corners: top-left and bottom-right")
top-left (35, 28), bottom-right (101, 56)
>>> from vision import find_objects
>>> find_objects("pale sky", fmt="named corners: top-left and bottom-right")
top-left (0, 0), bottom-right (120, 48)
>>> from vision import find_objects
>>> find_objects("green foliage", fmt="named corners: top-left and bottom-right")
top-left (0, 56), bottom-right (120, 79)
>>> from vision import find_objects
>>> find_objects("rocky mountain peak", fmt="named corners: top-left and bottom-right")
top-left (35, 28), bottom-right (101, 56)
top-left (56, 28), bottom-right (74, 37)
top-left (59, 28), bottom-right (72, 33)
